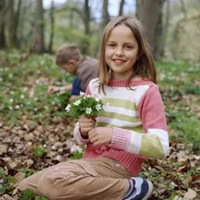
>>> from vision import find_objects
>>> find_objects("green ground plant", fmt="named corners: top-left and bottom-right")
top-left (0, 51), bottom-right (71, 126)
top-left (0, 51), bottom-right (199, 151)
top-left (0, 51), bottom-right (199, 199)
top-left (157, 61), bottom-right (200, 153)
top-left (0, 168), bottom-right (16, 195)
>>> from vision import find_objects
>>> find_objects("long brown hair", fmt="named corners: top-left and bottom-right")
top-left (98, 16), bottom-right (157, 91)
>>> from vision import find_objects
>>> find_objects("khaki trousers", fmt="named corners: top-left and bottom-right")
top-left (18, 157), bottom-right (132, 200)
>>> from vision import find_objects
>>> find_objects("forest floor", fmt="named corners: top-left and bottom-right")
top-left (0, 52), bottom-right (199, 200)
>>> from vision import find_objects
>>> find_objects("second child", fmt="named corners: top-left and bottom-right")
top-left (49, 44), bottom-right (98, 100)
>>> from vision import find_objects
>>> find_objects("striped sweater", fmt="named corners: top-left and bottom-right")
top-left (74, 78), bottom-right (169, 176)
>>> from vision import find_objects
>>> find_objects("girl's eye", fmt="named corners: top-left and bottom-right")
top-left (107, 43), bottom-right (116, 47)
top-left (125, 45), bottom-right (133, 49)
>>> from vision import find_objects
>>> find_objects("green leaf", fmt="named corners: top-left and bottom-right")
top-left (21, 189), bottom-right (35, 200)
top-left (33, 145), bottom-right (47, 158)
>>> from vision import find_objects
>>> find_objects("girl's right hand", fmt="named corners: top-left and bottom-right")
top-left (79, 115), bottom-right (96, 139)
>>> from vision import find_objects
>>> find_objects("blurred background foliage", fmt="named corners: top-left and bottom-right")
top-left (0, 0), bottom-right (200, 63)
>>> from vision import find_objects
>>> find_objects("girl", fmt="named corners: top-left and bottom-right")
top-left (18, 16), bottom-right (169, 200)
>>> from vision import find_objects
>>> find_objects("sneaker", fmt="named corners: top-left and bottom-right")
top-left (123, 177), bottom-right (153, 200)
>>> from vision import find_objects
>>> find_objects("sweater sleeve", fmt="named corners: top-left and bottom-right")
top-left (110, 85), bottom-right (169, 159)
top-left (73, 122), bottom-right (90, 145)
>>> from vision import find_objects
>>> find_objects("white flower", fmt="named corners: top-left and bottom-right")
top-left (15, 105), bottom-right (20, 109)
top-left (23, 87), bottom-right (27, 92)
top-left (95, 104), bottom-right (102, 111)
top-left (65, 104), bottom-right (71, 112)
top-left (86, 108), bottom-right (92, 115)
top-left (80, 92), bottom-right (85, 96)
top-left (73, 99), bottom-right (81, 106)
top-left (95, 98), bottom-right (100, 102)
top-left (20, 94), bottom-right (25, 99)
top-left (70, 144), bottom-right (83, 154)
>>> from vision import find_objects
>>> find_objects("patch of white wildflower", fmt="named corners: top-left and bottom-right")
top-left (86, 108), bottom-right (92, 115)
top-left (65, 95), bottom-right (104, 118)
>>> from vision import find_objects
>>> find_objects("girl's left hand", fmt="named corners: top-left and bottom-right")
top-left (88, 127), bottom-right (113, 145)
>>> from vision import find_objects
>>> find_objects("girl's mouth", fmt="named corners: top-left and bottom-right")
top-left (113, 59), bottom-right (125, 65)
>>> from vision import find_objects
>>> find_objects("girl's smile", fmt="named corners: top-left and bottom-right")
top-left (113, 58), bottom-right (126, 65)
top-left (105, 24), bottom-right (139, 80)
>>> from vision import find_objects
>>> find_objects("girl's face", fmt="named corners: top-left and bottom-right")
top-left (105, 24), bottom-right (139, 80)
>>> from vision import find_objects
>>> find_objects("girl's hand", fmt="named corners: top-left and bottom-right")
top-left (79, 115), bottom-right (96, 139)
top-left (88, 127), bottom-right (113, 145)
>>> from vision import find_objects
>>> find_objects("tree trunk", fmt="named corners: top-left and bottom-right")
top-left (102, 0), bottom-right (110, 28)
top-left (83, 0), bottom-right (90, 35)
top-left (136, 0), bottom-right (165, 60)
top-left (0, 0), bottom-right (7, 48)
top-left (31, 0), bottom-right (45, 53)
top-left (179, 0), bottom-right (187, 20)
top-left (161, 0), bottom-right (170, 57)
top-left (48, 0), bottom-right (54, 53)
top-left (7, 0), bottom-right (22, 48)
top-left (15, 0), bottom-right (22, 48)
top-left (118, 0), bottom-right (125, 16)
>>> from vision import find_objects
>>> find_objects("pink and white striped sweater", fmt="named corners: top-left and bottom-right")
top-left (74, 78), bottom-right (169, 176)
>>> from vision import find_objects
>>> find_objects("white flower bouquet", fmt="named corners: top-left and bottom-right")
top-left (65, 95), bottom-right (104, 118)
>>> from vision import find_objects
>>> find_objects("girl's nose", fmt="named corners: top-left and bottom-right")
top-left (115, 47), bottom-right (123, 56)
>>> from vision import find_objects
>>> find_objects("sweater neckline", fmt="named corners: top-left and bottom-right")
top-left (107, 79), bottom-right (151, 87)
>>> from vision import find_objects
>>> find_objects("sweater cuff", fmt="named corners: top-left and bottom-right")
top-left (74, 123), bottom-right (90, 145)
top-left (110, 127), bottom-right (131, 150)
top-left (78, 131), bottom-right (90, 144)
